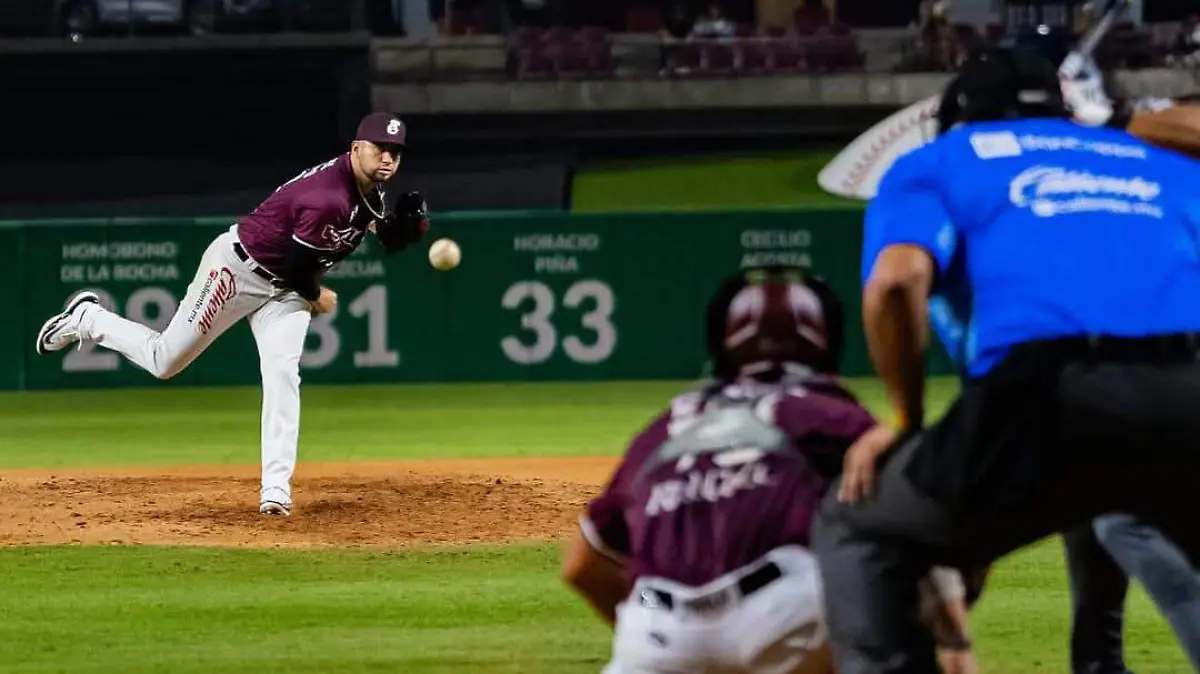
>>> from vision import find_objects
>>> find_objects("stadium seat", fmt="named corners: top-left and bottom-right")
top-left (766, 35), bottom-right (808, 73)
top-left (701, 39), bottom-right (738, 74)
top-left (578, 25), bottom-right (608, 41)
top-left (736, 25), bottom-right (770, 72)
top-left (543, 27), bottom-right (587, 77)
top-left (837, 37), bottom-right (865, 70)
top-left (805, 26), bottom-right (853, 72)
top-left (513, 45), bottom-right (554, 80)
top-left (578, 27), bottom-right (617, 77)
top-left (624, 6), bottom-right (663, 33)
top-left (664, 40), bottom-right (703, 75)
top-left (543, 26), bottom-right (574, 45)
top-left (793, 21), bottom-right (819, 37)
top-left (809, 36), bottom-right (835, 71)
top-left (511, 26), bottom-right (544, 47)
top-left (509, 27), bottom-right (553, 80)
top-left (793, 6), bottom-right (827, 35)
top-left (447, 7), bottom-right (487, 35)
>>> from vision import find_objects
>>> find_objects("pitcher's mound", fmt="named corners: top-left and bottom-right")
top-left (0, 457), bottom-right (616, 549)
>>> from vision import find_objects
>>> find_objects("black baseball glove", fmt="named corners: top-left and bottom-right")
top-left (375, 190), bottom-right (430, 255)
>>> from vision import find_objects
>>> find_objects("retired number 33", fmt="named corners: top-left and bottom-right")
top-left (500, 279), bottom-right (617, 366)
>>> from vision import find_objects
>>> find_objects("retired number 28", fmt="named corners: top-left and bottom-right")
top-left (61, 284), bottom-right (399, 373)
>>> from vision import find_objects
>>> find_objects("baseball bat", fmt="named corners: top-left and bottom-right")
top-left (1060, 0), bottom-right (1131, 78)
top-left (1080, 0), bottom-right (1130, 55)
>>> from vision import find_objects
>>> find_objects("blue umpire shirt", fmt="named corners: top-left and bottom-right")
top-left (862, 117), bottom-right (1200, 379)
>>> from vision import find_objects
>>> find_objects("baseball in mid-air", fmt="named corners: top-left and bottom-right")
top-left (428, 238), bottom-right (461, 271)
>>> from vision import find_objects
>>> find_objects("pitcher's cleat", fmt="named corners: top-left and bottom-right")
top-left (259, 501), bottom-right (291, 517)
top-left (36, 291), bottom-right (100, 355)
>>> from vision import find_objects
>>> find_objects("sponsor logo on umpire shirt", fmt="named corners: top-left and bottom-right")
top-left (1009, 166), bottom-right (1164, 219)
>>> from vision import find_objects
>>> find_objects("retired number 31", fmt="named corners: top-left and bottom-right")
top-left (61, 284), bottom-right (399, 373)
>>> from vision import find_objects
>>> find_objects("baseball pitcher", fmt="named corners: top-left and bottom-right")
top-left (34, 111), bottom-right (431, 516)
top-left (561, 266), bottom-right (975, 674)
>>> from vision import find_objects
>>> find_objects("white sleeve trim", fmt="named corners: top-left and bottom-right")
top-left (292, 234), bottom-right (336, 251)
top-left (578, 514), bottom-right (626, 565)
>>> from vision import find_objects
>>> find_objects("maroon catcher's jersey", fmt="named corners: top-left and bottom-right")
top-left (582, 376), bottom-right (875, 586)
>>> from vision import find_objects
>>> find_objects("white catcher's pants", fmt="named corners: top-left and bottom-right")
top-left (603, 546), bottom-right (831, 674)
top-left (77, 225), bottom-right (311, 506)
top-left (603, 547), bottom-right (968, 674)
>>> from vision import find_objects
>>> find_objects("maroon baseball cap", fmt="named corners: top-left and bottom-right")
top-left (355, 111), bottom-right (408, 150)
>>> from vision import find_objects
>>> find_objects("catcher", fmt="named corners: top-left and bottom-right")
top-left (561, 265), bottom-right (978, 674)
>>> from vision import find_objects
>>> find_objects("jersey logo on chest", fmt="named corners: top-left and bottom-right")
top-left (321, 223), bottom-right (366, 250)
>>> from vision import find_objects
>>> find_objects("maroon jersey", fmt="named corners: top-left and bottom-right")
top-left (582, 377), bottom-right (875, 586)
top-left (237, 153), bottom-right (386, 280)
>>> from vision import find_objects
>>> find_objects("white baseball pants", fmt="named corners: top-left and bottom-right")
top-left (76, 224), bottom-right (312, 506)
top-left (602, 546), bottom-right (832, 674)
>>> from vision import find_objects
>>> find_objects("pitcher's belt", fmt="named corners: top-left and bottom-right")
top-left (233, 242), bottom-right (284, 286)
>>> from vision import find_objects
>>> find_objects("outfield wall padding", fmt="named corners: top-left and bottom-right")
top-left (1, 209), bottom-right (955, 390)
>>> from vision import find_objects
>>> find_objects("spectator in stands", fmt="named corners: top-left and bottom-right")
top-left (480, 0), bottom-right (513, 34)
top-left (906, 0), bottom-right (956, 71)
top-left (387, 0), bottom-right (436, 37)
top-left (794, 0), bottom-right (832, 32)
top-left (658, 0), bottom-right (696, 75)
top-left (756, 0), bottom-right (796, 32)
top-left (690, 2), bottom-right (736, 38)
top-left (1165, 14), bottom-right (1199, 69)
top-left (1074, 1), bottom-right (1096, 39)
top-left (661, 0), bottom-right (695, 39)
top-left (1172, 14), bottom-right (1199, 59)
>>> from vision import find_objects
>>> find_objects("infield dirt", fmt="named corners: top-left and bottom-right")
top-left (0, 457), bottom-right (618, 548)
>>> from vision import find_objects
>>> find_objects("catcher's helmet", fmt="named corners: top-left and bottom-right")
top-left (936, 42), bottom-right (1071, 135)
top-left (704, 265), bottom-right (845, 381)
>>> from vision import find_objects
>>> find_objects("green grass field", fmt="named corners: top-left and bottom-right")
top-left (572, 150), bottom-right (859, 211)
top-left (0, 379), bottom-right (1189, 673)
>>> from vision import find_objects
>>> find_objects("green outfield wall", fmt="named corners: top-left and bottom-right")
top-left (0, 209), bottom-right (955, 391)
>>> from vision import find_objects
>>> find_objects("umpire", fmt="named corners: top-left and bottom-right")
top-left (811, 42), bottom-right (1200, 674)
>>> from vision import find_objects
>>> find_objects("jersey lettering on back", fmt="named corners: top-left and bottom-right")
top-left (582, 378), bottom-right (875, 586)
top-left (639, 401), bottom-right (791, 517)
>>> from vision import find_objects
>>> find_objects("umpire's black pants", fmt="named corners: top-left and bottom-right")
top-left (811, 336), bottom-right (1200, 674)
top-left (1064, 522), bottom-right (1135, 674)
